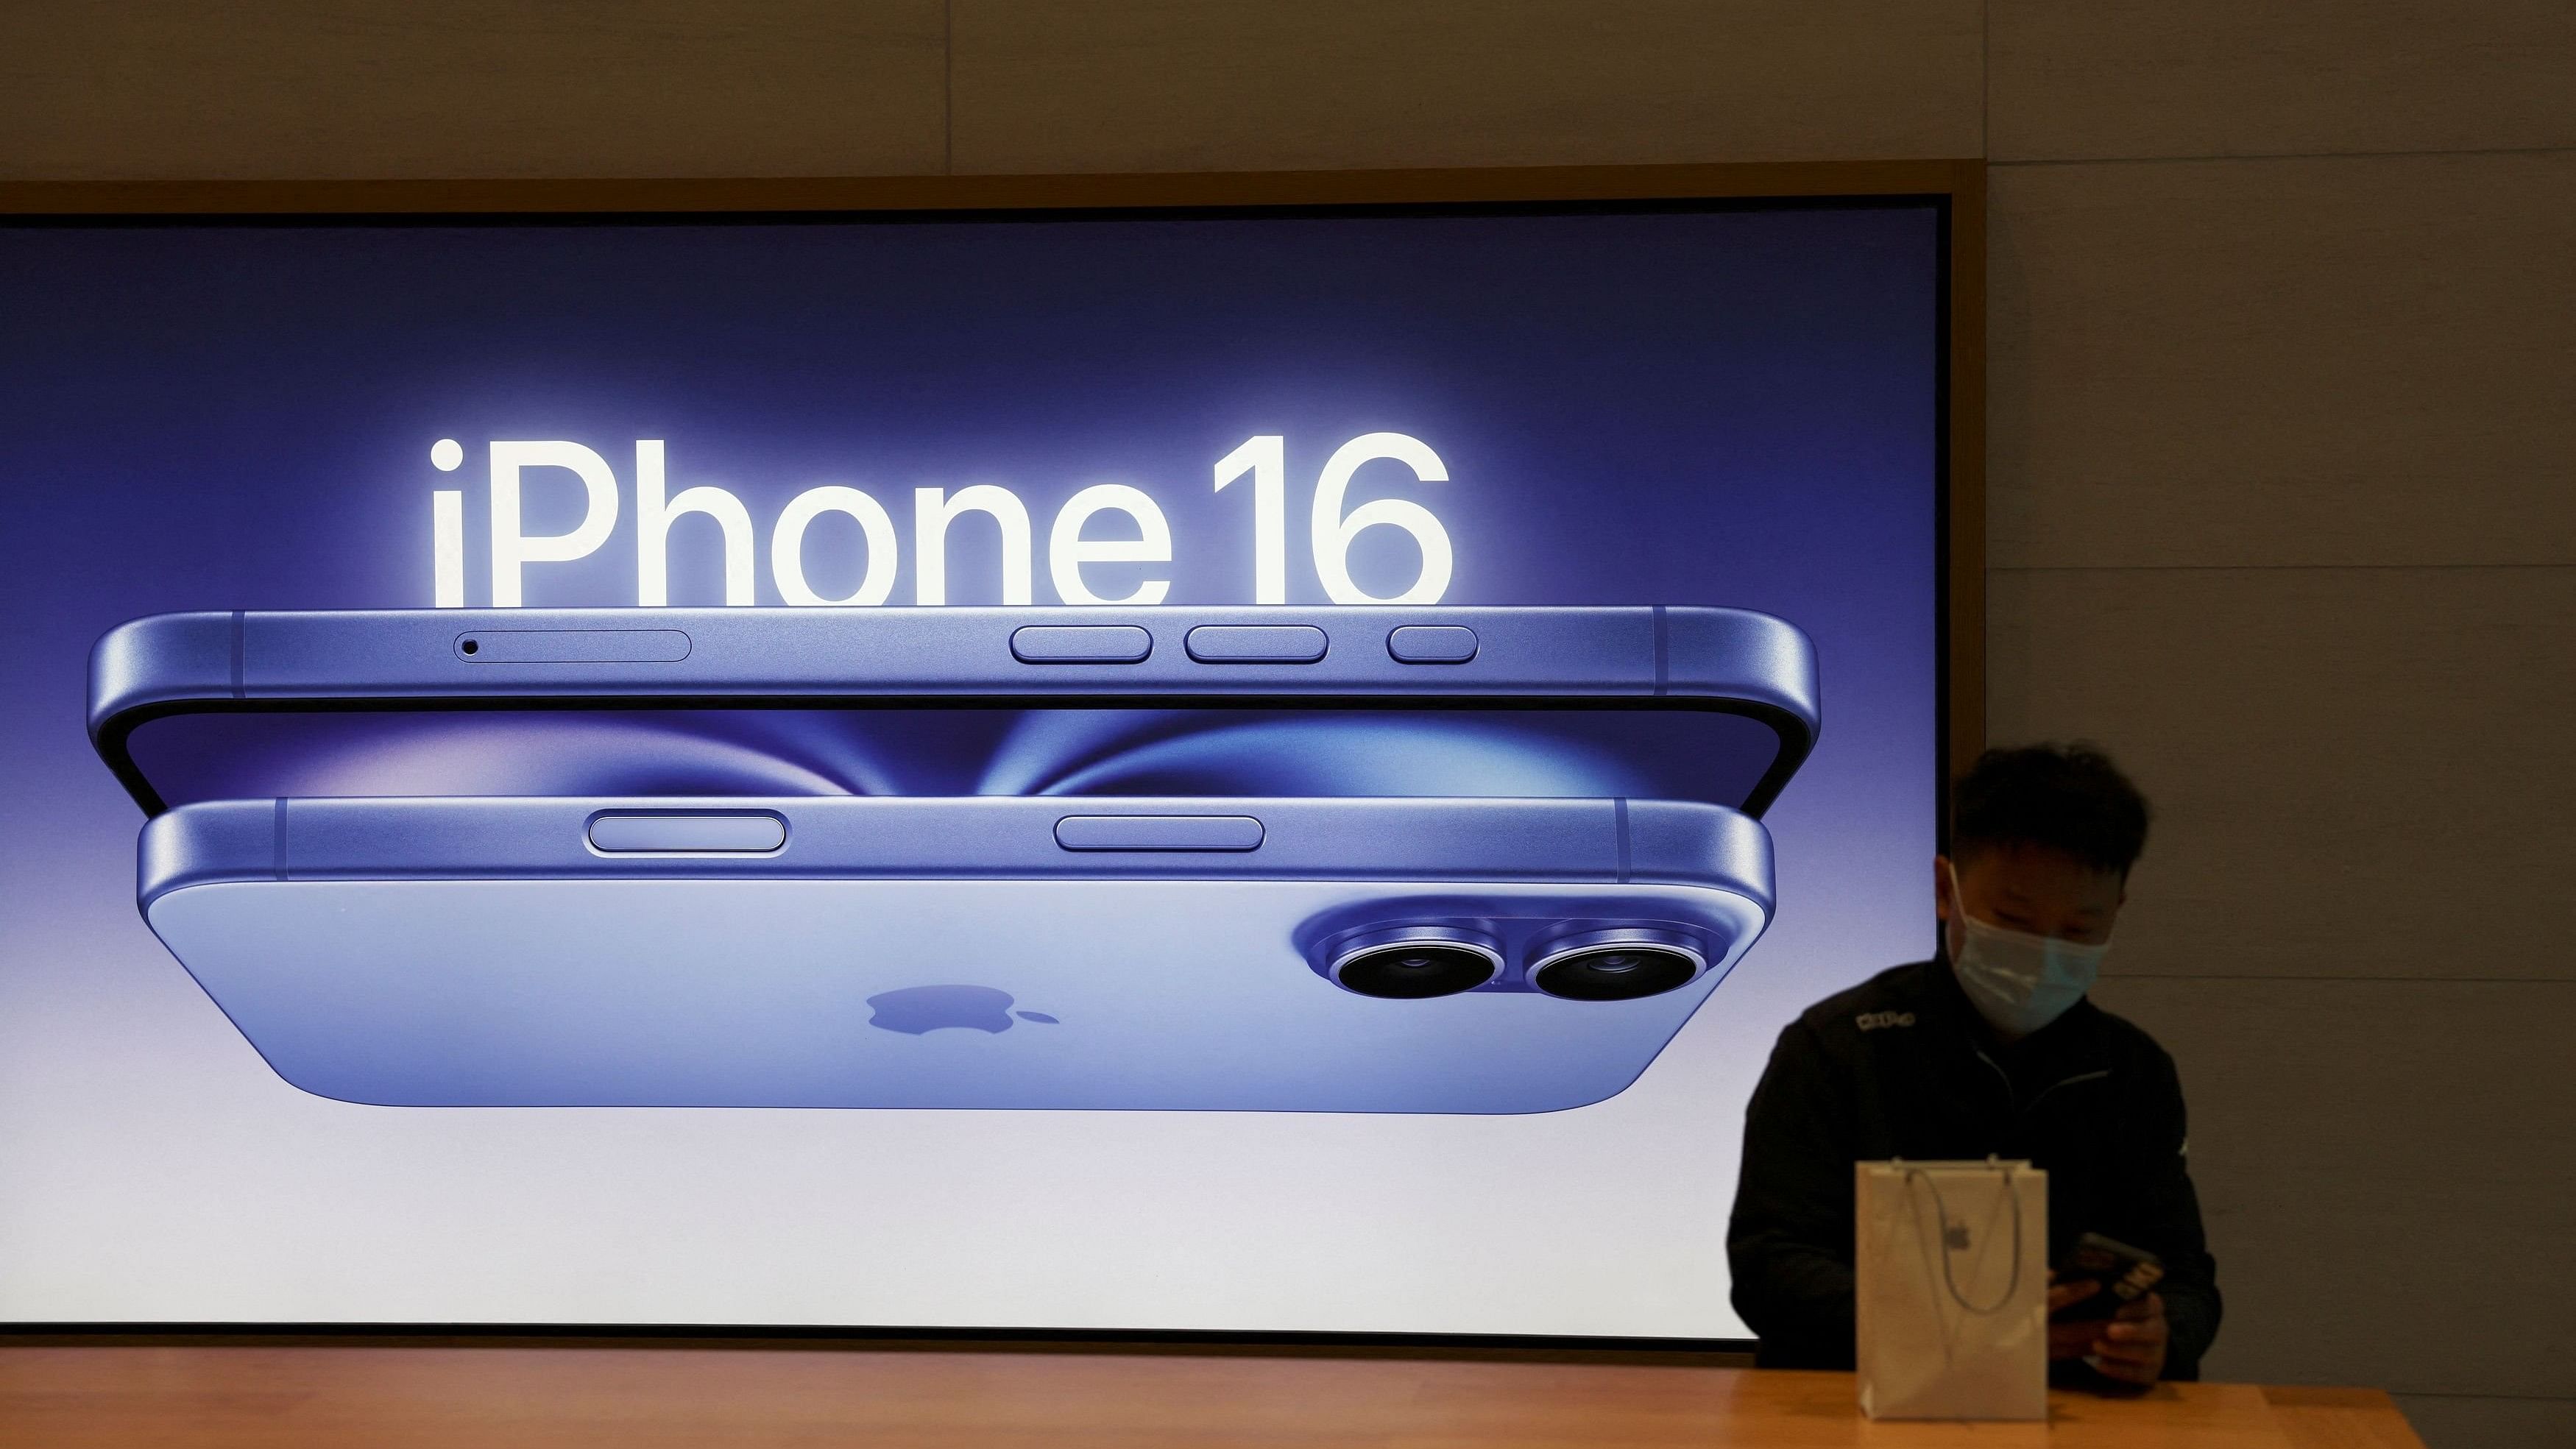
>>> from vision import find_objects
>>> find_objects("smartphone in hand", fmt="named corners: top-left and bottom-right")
top-left (2053, 1233), bottom-right (2165, 1322)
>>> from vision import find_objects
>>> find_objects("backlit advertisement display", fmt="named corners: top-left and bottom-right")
top-left (0, 194), bottom-right (1945, 1336)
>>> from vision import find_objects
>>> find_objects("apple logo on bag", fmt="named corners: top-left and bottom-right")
top-left (866, 985), bottom-right (1059, 1035)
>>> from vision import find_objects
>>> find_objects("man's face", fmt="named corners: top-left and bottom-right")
top-left (1936, 843), bottom-right (2126, 949)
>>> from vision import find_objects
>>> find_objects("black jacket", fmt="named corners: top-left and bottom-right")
top-left (1727, 958), bottom-right (2221, 1378)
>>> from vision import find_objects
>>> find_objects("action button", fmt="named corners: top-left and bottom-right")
top-left (589, 813), bottom-right (788, 854)
top-left (1387, 625), bottom-right (1479, 664)
top-left (1011, 624), bottom-right (1153, 664)
top-left (1055, 815), bottom-right (1266, 851)
top-left (1184, 624), bottom-right (1328, 663)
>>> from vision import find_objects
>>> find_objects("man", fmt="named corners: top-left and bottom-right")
top-left (1727, 743), bottom-right (2219, 1385)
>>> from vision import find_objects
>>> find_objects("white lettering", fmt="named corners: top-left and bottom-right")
top-left (489, 440), bottom-right (620, 608)
top-left (432, 490), bottom-right (466, 608)
top-left (634, 440), bottom-right (756, 606)
top-left (1049, 483), bottom-right (1172, 606)
top-left (1312, 432), bottom-right (1453, 605)
top-left (1212, 434), bottom-right (1287, 605)
top-left (772, 486), bottom-right (899, 606)
top-left (913, 485), bottom-right (1033, 606)
top-left (430, 431), bottom-right (1459, 609)
top-left (432, 438), bottom-right (467, 608)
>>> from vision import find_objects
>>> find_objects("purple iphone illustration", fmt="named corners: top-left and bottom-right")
top-left (96, 604), bottom-right (1816, 1110)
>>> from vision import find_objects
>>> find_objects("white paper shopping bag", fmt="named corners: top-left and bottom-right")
top-left (1855, 1158), bottom-right (2048, 1420)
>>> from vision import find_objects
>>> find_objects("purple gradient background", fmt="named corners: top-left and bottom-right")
top-left (0, 204), bottom-right (1939, 1333)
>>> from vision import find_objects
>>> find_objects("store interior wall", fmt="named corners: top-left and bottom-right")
top-left (4, 4), bottom-right (2571, 1445)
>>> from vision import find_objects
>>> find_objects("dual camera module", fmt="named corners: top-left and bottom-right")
top-left (1328, 925), bottom-right (1706, 1002)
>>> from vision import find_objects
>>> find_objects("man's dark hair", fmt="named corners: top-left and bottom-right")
top-left (1949, 743), bottom-right (2151, 877)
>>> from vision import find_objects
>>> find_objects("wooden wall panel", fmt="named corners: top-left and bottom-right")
top-left (1989, 1), bottom-right (2576, 162)
top-left (1989, 153), bottom-right (2576, 570)
top-left (0, 1), bottom-right (947, 180)
top-left (949, 0), bottom-right (1981, 173)
top-left (2090, 977), bottom-right (2576, 1399)
top-left (1986, 566), bottom-right (2576, 982)
top-left (1992, 10), bottom-right (2576, 1445)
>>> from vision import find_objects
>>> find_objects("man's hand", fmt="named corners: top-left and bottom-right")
top-left (2087, 1292), bottom-right (2169, 1386)
top-left (2045, 1275), bottom-right (2102, 1361)
top-left (2045, 1276), bottom-right (2170, 1385)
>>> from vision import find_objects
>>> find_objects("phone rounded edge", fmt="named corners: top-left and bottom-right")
top-left (138, 798), bottom-right (277, 912)
top-left (1658, 606), bottom-right (1821, 815)
top-left (1621, 798), bottom-right (1775, 915)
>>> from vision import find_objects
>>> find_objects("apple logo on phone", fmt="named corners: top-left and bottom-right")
top-left (866, 985), bottom-right (1059, 1035)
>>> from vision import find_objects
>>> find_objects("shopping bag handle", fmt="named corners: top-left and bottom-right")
top-left (1897, 1157), bottom-right (2025, 1317)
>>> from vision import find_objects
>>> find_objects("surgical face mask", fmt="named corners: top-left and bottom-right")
top-left (1945, 882), bottom-right (2112, 1038)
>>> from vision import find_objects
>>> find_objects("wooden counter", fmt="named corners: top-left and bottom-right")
top-left (0, 1339), bottom-right (2424, 1448)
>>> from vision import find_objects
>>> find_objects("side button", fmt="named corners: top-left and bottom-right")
top-left (1055, 815), bottom-right (1266, 851)
top-left (1185, 624), bottom-right (1327, 663)
top-left (1011, 625), bottom-right (1153, 664)
top-left (590, 813), bottom-right (788, 854)
top-left (1388, 625), bottom-right (1478, 664)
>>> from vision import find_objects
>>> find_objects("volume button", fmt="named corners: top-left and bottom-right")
top-left (1184, 625), bottom-right (1328, 663)
top-left (589, 814), bottom-right (788, 853)
top-left (1054, 815), bottom-right (1266, 851)
top-left (1011, 625), bottom-right (1153, 663)
top-left (1388, 626), bottom-right (1479, 663)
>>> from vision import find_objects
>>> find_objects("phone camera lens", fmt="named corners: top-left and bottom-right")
top-left (460, 638), bottom-right (479, 655)
top-left (1331, 934), bottom-right (1501, 999)
top-left (1529, 931), bottom-right (1706, 1002)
